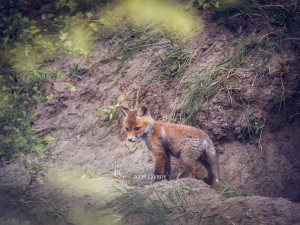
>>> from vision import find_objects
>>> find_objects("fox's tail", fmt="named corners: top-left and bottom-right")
top-left (205, 139), bottom-right (219, 183)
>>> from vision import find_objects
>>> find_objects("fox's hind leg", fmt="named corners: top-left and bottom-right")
top-left (198, 158), bottom-right (213, 185)
top-left (180, 152), bottom-right (197, 179)
top-left (179, 139), bottom-right (205, 179)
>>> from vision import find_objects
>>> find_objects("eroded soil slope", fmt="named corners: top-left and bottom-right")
top-left (2, 6), bottom-right (300, 225)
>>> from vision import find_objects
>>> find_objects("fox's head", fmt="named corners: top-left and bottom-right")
top-left (120, 106), bottom-right (154, 142)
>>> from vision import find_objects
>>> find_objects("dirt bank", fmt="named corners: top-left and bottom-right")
top-left (1, 5), bottom-right (300, 225)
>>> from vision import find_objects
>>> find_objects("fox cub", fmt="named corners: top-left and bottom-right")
top-left (121, 106), bottom-right (219, 184)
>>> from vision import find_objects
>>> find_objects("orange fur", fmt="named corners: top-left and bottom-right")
top-left (121, 106), bottom-right (219, 184)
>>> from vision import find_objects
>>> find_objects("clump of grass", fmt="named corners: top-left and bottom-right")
top-left (219, 181), bottom-right (248, 198)
top-left (174, 65), bottom-right (236, 125)
top-left (0, 183), bottom-right (73, 225)
top-left (95, 178), bottom-right (234, 225)
top-left (96, 181), bottom-right (203, 225)
top-left (95, 24), bottom-right (195, 83)
top-left (69, 63), bottom-right (87, 76)
top-left (219, 35), bottom-right (279, 71)
top-left (250, 211), bottom-right (265, 225)
top-left (174, 0), bottom-right (300, 134)
top-left (239, 108), bottom-right (264, 144)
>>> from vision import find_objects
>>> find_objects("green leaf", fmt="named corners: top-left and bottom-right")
top-left (197, 0), bottom-right (204, 7)
top-left (186, 0), bottom-right (195, 9)
top-left (64, 40), bottom-right (73, 48)
top-left (42, 176), bottom-right (49, 184)
top-left (78, 46), bottom-right (90, 60)
top-left (4, 35), bottom-right (9, 44)
top-left (50, 146), bottom-right (56, 153)
top-left (31, 28), bottom-right (41, 34)
top-left (59, 55), bottom-right (66, 61)
top-left (59, 32), bottom-right (68, 41)
top-left (33, 110), bottom-right (41, 117)
top-left (42, 167), bottom-right (49, 173)
top-left (44, 135), bottom-right (55, 143)
top-left (47, 14), bottom-right (54, 18)
top-left (41, 90), bottom-right (47, 98)
top-left (58, 70), bottom-right (67, 79)
top-left (55, 0), bottom-right (65, 9)
top-left (100, 18), bottom-right (111, 28)
top-left (66, 83), bottom-right (76, 92)
top-left (27, 163), bottom-right (33, 169)
top-left (89, 23), bottom-right (98, 31)
top-left (86, 12), bottom-right (93, 18)
top-left (34, 146), bottom-right (43, 156)
top-left (66, 0), bottom-right (78, 12)
top-left (3, 136), bottom-right (11, 143)
top-left (203, 3), bottom-right (212, 9)
top-left (15, 137), bottom-right (24, 142)
top-left (76, 12), bottom-right (84, 18)
top-left (48, 94), bottom-right (54, 100)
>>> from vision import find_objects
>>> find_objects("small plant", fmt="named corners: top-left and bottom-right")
top-left (252, 120), bottom-right (264, 135)
top-left (123, 143), bottom-right (142, 154)
top-left (219, 181), bottom-right (248, 198)
top-left (239, 109), bottom-right (264, 144)
top-left (186, 0), bottom-right (245, 12)
top-left (79, 169), bottom-right (97, 179)
top-left (69, 63), bottom-right (87, 75)
top-left (250, 212), bottom-right (265, 225)
top-left (271, 3), bottom-right (297, 31)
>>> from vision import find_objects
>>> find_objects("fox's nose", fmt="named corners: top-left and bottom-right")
top-left (128, 137), bottom-right (133, 142)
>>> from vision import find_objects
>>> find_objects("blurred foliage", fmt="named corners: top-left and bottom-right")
top-left (0, 68), bottom-right (54, 162)
top-left (114, 0), bottom-right (196, 34)
top-left (0, 0), bottom-right (104, 184)
top-left (186, 0), bottom-right (246, 12)
top-left (0, 0), bottom-right (101, 69)
top-left (0, 0), bottom-right (124, 182)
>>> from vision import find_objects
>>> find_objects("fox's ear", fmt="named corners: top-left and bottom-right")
top-left (120, 107), bottom-right (129, 118)
top-left (137, 106), bottom-right (149, 117)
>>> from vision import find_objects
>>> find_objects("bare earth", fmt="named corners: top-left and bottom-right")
top-left (1, 8), bottom-right (300, 225)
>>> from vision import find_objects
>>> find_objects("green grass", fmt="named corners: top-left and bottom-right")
top-left (85, 1), bottom-right (300, 144)
top-left (0, 177), bottom-right (73, 225)
top-left (219, 181), bottom-right (249, 198)
top-left (95, 181), bottom-right (202, 225)
top-left (94, 177), bottom-right (238, 225)
top-left (94, 24), bottom-right (196, 83)
top-left (172, 0), bottom-right (300, 137)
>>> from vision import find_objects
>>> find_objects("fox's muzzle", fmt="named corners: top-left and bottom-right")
top-left (127, 136), bottom-right (139, 142)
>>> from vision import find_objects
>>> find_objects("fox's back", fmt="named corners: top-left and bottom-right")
top-left (147, 122), bottom-right (210, 157)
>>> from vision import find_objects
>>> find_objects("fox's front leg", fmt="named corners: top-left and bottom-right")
top-left (163, 153), bottom-right (171, 180)
top-left (153, 152), bottom-right (169, 181)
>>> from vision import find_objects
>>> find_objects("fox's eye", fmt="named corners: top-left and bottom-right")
top-left (134, 127), bottom-right (140, 131)
top-left (126, 127), bottom-right (129, 131)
